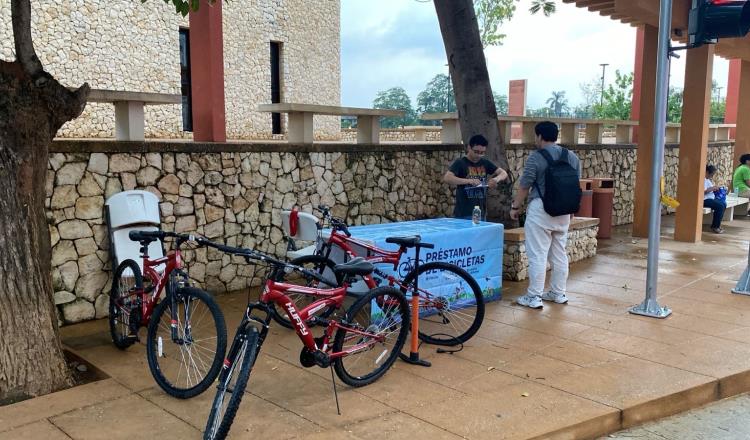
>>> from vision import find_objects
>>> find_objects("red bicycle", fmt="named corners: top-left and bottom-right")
top-left (277, 205), bottom-right (484, 347)
top-left (109, 231), bottom-right (227, 399)
top-left (202, 242), bottom-right (410, 440)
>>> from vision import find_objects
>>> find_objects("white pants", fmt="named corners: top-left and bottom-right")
top-left (525, 198), bottom-right (571, 298)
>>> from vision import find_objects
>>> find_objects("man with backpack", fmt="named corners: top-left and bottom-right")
top-left (510, 121), bottom-right (582, 309)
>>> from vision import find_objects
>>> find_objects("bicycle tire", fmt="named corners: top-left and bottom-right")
top-left (270, 254), bottom-right (340, 329)
top-left (109, 259), bottom-right (142, 349)
top-left (203, 326), bottom-right (259, 440)
top-left (401, 262), bottom-right (484, 346)
top-left (146, 286), bottom-right (227, 399)
top-left (332, 286), bottom-right (409, 387)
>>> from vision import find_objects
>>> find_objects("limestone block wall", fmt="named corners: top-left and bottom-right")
top-left (47, 142), bottom-right (458, 324)
top-left (503, 221), bottom-right (599, 282)
top-left (0, 1), bottom-right (340, 140)
top-left (46, 140), bottom-right (736, 324)
top-left (340, 128), bottom-right (442, 142)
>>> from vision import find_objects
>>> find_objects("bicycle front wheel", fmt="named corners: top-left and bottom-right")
top-left (332, 286), bottom-right (409, 387)
top-left (146, 287), bottom-right (227, 399)
top-left (204, 326), bottom-right (259, 440)
top-left (401, 262), bottom-right (485, 346)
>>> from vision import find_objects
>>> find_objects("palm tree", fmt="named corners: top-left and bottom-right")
top-left (546, 90), bottom-right (569, 117)
top-left (529, 0), bottom-right (556, 16)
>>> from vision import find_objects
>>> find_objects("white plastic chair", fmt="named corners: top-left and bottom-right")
top-left (281, 210), bottom-right (320, 260)
top-left (105, 190), bottom-right (164, 273)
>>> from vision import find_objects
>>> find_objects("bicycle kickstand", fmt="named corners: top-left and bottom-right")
top-left (330, 366), bottom-right (341, 415)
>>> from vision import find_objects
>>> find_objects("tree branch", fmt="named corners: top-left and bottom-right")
top-left (11, 0), bottom-right (44, 77)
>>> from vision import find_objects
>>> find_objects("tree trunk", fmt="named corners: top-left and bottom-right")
top-left (0, 0), bottom-right (89, 403)
top-left (434, 0), bottom-right (511, 222)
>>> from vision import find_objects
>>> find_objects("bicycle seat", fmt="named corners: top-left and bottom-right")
top-left (385, 236), bottom-right (422, 248)
top-left (129, 230), bottom-right (160, 244)
top-left (333, 257), bottom-right (374, 277)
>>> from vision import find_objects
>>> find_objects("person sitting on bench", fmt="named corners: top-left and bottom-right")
top-left (704, 164), bottom-right (726, 234)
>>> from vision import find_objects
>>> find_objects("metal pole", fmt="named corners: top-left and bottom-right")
top-left (630, 0), bottom-right (672, 318)
top-left (599, 63), bottom-right (608, 108)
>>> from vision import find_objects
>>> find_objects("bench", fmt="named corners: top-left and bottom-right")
top-left (503, 217), bottom-right (600, 281)
top-left (420, 112), bottom-right (638, 145)
top-left (258, 103), bottom-right (405, 144)
top-left (702, 196), bottom-right (749, 224)
top-left (86, 89), bottom-right (182, 141)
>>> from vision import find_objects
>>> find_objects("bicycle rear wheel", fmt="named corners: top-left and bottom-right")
top-left (109, 259), bottom-right (142, 349)
top-left (401, 262), bottom-right (484, 346)
top-left (204, 326), bottom-right (259, 440)
top-left (270, 254), bottom-right (339, 329)
top-left (332, 286), bottom-right (409, 387)
top-left (146, 287), bottom-right (227, 399)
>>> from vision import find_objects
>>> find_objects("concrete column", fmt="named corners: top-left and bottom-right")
top-left (675, 44), bottom-right (714, 243)
top-left (631, 26), bottom-right (646, 143)
top-left (114, 102), bottom-right (145, 141)
top-left (508, 79), bottom-right (527, 141)
top-left (441, 120), bottom-right (461, 144)
top-left (734, 60), bottom-right (750, 169)
top-left (725, 59), bottom-right (741, 140)
top-left (632, 25), bottom-right (659, 238)
top-left (287, 112), bottom-right (314, 143)
top-left (357, 116), bottom-right (380, 144)
top-left (189, 1), bottom-right (226, 142)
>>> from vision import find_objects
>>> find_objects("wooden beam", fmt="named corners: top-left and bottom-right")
top-left (675, 44), bottom-right (714, 243)
top-left (735, 60), bottom-right (750, 171)
top-left (633, 25), bottom-right (659, 238)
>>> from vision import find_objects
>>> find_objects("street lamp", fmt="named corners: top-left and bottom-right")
top-left (599, 63), bottom-right (609, 108)
top-left (716, 85), bottom-right (723, 103)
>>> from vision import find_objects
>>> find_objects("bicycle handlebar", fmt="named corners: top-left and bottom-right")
top-left (316, 205), bottom-right (351, 237)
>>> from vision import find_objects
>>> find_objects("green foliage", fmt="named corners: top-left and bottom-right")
top-left (546, 90), bottom-right (569, 117)
top-left (667, 87), bottom-right (683, 123)
top-left (372, 87), bottom-right (417, 128)
top-left (494, 92), bottom-right (508, 115)
top-left (473, 0), bottom-right (557, 48)
top-left (710, 100), bottom-right (726, 124)
top-left (417, 74), bottom-right (456, 119)
top-left (592, 70), bottom-right (633, 120)
top-left (474, 0), bottom-right (516, 48)
top-left (529, 0), bottom-right (556, 16)
top-left (146, 0), bottom-right (218, 16)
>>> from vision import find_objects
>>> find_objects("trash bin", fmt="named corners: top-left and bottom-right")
top-left (576, 179), bottom-right (593, 218)
top-left (592, 178), bottom-right (615, 239)
top-left (104, 190), bottom-right (164, 273)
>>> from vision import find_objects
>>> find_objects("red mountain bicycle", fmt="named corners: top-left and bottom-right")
top-left (110, 231), bottom-right (227, 399)
top-left (277, 205), bottom-right (484, 348)
top-left (201, 241), bottom-right (410, 440)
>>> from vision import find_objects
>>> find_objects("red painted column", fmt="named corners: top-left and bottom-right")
top-left (725, 59), bottom-right (741, 140)
top-left (508, 79), bottom-right (527, 140)
top-left (189, 1), bottom-right (226, 142)
top-left (631, 26), bottom-right (645, 143)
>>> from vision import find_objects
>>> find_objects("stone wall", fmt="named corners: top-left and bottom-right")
top-left (47, 141), bottom-right (459, 324)
top-left (503, 219), bottom-right (600, 281)
top-left (0, 1), bottom-right (340, 140)
top-left (46, 140), bottom-right (736, 324)
top-left (340, 128), bottom-right (442, 142)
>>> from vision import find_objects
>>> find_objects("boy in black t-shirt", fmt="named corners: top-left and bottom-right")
top-left (443, 134), bottom-right (508, 218)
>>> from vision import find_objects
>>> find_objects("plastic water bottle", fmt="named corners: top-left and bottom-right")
top-left (472, 206), bottom-right (481, 225)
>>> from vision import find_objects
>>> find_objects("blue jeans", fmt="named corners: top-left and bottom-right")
top-left (703, 198), bottom-right (726, 229)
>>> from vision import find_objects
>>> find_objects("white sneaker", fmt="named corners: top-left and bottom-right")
top-left (516, 294), bottom-right (543, 309)
top-left (541, 291), bottom-right (568, 304)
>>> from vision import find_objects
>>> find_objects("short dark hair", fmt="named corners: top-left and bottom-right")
top-left (535, 121), bottom-right (559, 142)
top-left (706, 164), bottom-right (717, 175)
top-left (741, 153), bottom-right (750, 165)
top-left (468, 134), bottom-right (489, 147)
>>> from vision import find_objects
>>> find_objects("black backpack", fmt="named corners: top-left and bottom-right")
top-left (533, 148), bottom-right (582, 216)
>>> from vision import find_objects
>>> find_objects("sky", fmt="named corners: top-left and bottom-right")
top-left (340, 0), bottom-right (730, 110)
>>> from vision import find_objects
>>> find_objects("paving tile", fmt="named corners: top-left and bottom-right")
top-left (74, 343), bottom-right (155, 392)
top-left (475, 317), bottom-right (568, 351)
top-left (572, 327), bottom-right (673, 358)
top-left (537, 339), bottom-right (625, 367)
top-left (636, 335), bottom-right (750, 379)
top-left (141, 385), bottom-right (319, 438)
top-left (407, 379), bottom-right (619, 440)
top-left (354, 367), bottom-right (465, 412)
top-left (483, 303), bottom-right (592, 339)
top-left (0, 379), bottom-right (130, 432)
top-left (244, 355), bottom-right (397, 428)
top-left (50, 394), bottom-right (200, 439)
top-left (0, 420), bottom-right (70, 440)
top-left (345, 411), bottom-right (463, 440)
top-left (539, 355), bottom-right (717, 427)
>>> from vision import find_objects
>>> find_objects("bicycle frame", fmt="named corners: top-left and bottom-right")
top-left (238, 275), bottom-right (387, 363)
top-left (319, 233), bottom-right (403, 290)
top-left (139, 249), bottom-right (182, 326)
